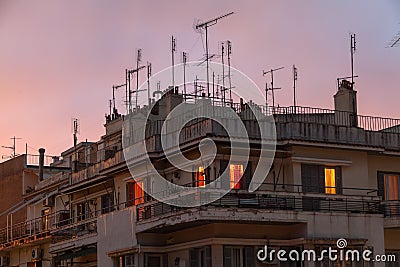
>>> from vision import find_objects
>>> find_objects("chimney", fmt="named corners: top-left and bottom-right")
top-left (39, 148), bottom-right (45, 181)
top-left (334, 80), bottom-right (358, 126)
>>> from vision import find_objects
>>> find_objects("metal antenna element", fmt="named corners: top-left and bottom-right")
top-left (227, 40), bottom-right (232, 104)
top-left (127, 65), bottom-right (145, 111)
top-left (112, 83), bottom-right (126, 115)
top-left (263, 67), bottom-right (284, 107)
top-left (2, 136), bottom-right (22, 158)
top-left (221, 42), bottom-right (226, 103)
top-left (293, 65), bottom-right (298, 107)
top-left (135, 49), bottom-right (142, 110)
top-left (195, 12), bottom-right (234, 98)
top-left (72, 118), bottom-right (79, 147)
top-left (171, 36), bottom-right (177, 89)
top-left (147, 62), bottom-right (152, 107)
top-left (350, 33), bottom-right (357, 88)
top-left (182, 51), bottom-right (188, 100)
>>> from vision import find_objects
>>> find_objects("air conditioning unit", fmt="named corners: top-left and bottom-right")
top-left (32, 248), bottom-right (42, 260)
top-left (0, 256), bottom-right (9, 266)
top-left (43, 196), bottom-right (54, 207)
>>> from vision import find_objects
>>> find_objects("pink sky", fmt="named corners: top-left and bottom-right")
top-left (0, 0), bottom-right (399, 159)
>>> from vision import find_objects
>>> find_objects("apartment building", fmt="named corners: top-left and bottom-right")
top-left (1, 80), bottom-right (400, 267)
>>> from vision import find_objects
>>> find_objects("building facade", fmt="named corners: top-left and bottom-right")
top-left (0, 81), bottom-right (400, 267)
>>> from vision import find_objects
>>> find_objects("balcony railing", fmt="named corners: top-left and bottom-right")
top-left (71, 149), bottom-right (125, 184)
top-left (136, 190), bottom-right (383, 222)
top-left (0, 210), bottom-right (69, 246)
top-left (382, 200), bottom-right (400, 217)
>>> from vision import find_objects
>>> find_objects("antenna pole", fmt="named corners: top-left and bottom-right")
top-left (195, 12), bottom-right (234, 99)
top-left (182, 52), bottom-right (187, 100)
top-left (227, 40), bottom-right (232, 104)
top-left (147, 62), bottom-right (152, 107)
top-left (293, 65), bottom-right (298, 107)
top-left (171, 36), bottom-right (176, 89)
top-left (125, 69), bottom-right (128, 114)
top-left (263, 66), bottom-right (284, 108)
top-left (205, 26), bottom-right (210, 97)
top-left (221, 42), bottom-right (225, 103)
top-left (135, 49), bottom-right (142, 110)
top-left (350, 33), bottom-right (356, 89)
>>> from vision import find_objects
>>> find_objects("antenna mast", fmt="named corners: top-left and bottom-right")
top-left (221, 42), bottom-right (226, 103)
top-left (2, 136), bottom-right (21, 158)
top-left (195, 12), bottom-right (234, 98)
top-left (227, 40), bottom-right (232, 104)
top-left (263, 67), bottom-right (284, 107)
top-left (147, 62), bottom-right (152, 107)
top-left (293, 65), bottom-right (298, 107)
top-left (182, 51), bottom-right (188, 100)
top-left (350, 33), bottom-right (356, 89)
top-left (72, 118), bottom-right (79, 147)
top-left (135, 49), bottom-right (142, 110)
top-left (171, 36), bottom-right (176, 89)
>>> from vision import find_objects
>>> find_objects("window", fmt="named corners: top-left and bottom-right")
top-left (101, 193), bottom-right (114, 214)
top-left (378, 172), bottom-right (400, 216)
top-left (195, 166), bottom-right (206, 187)
top-left (224, 246), bottom-right (254, 267)
top-left (117, 254), bottom-right (135, 267)
top-left (324, 168), bottom-right (336, 194)
top-left (126, 180), bottom-right (146, 207)
top-left (190, 246), bottom-right (212, 267)
top-left (301, 164), bottom-right (342, 194)
top-left (230, 164), bottom-right (244, 189)
top-left (384, 174), bottom-right (400, 201)
top-left (220, 161), bottom-right (252, 190)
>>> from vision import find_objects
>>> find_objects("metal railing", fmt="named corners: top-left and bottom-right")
top-left (0, 210), bottom-right (69, 245)
top-left (382, 200), bottom-right (400, 217)
top-left (136, 192), bottom-right (383, 222)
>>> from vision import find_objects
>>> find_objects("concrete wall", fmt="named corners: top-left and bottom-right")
top-left (9, 242), bottom-right (51, 267)
top-left (97, 207), bottom-right (137, 267)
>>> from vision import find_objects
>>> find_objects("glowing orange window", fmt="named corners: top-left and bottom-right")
top-left (196, 167), bottom-right (206, 187)
top-left (230, 164), bottom-right (244, 189)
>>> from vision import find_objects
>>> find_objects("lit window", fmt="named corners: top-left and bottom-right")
top-left (324, 168), bottom-right (336, 194)
top-left (384, 174), bottom-right (400, 201)
top-left (195, 167), bottom-right (206, 187)
top-left (134, 181), bottom-right (145, 205)
top-left (230, 164), bottom-right (244, 189)
top-left (126, 180), bottom-right (145, 206)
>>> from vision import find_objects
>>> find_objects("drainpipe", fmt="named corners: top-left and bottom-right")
top-left (39, 148), bottom-right (45, 181)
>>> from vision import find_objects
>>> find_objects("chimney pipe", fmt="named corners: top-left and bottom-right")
top-left (39, 148), bottom-right (45, 181)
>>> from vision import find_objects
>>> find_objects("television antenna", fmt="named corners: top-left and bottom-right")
top-left (293, 65), bottom-right (298, 107)
top-left (171, 36), bottom-right (177, 89)
top-left (147, 62), bottom-right (152, 107)
top-left (126, 65), bottom-right (145, 111)
top-left (112, 83), bottom-right (126, 115)
top-left (72, 118), bottom-right (79, 147)
top-left (182, 51), bottom-right (188, 100)
top-left (263, 67), bottom-right (284, 107)
top-left (1, 136), bottom-right (22, 159)
top-left (350, 33), bottom-right (357, 88)
top-left (195, 12), bottom-right (234, 98)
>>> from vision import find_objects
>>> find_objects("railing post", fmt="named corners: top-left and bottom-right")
top-left (6, 215), bottom-right (9, 243)
top-left (10, 214), bottom-right (13, 241)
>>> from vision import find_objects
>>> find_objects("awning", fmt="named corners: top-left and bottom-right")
top-left (55, 246), bottom-right (97, 261)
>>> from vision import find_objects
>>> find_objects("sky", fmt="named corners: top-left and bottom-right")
top-left (0, 0), bottom-right (399, 159)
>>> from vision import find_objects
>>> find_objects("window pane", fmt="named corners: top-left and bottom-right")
top-left (134, 181), bottom-right (145, 205)
top-left (197, 166), bottom-right (206, 187)
top-left (384, 175), bottom-right (400, 200)
top-left (324, 168), bottom-right (336, 194)
top-left (230, 164), bottom-right (244, 189)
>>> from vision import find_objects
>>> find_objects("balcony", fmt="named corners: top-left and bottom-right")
top-left (134, 182), bottom-right (383, 233)
top-left (71, 149), bottom-right (125, 184)
top-left (0, 210), bottom-right (69, 249)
